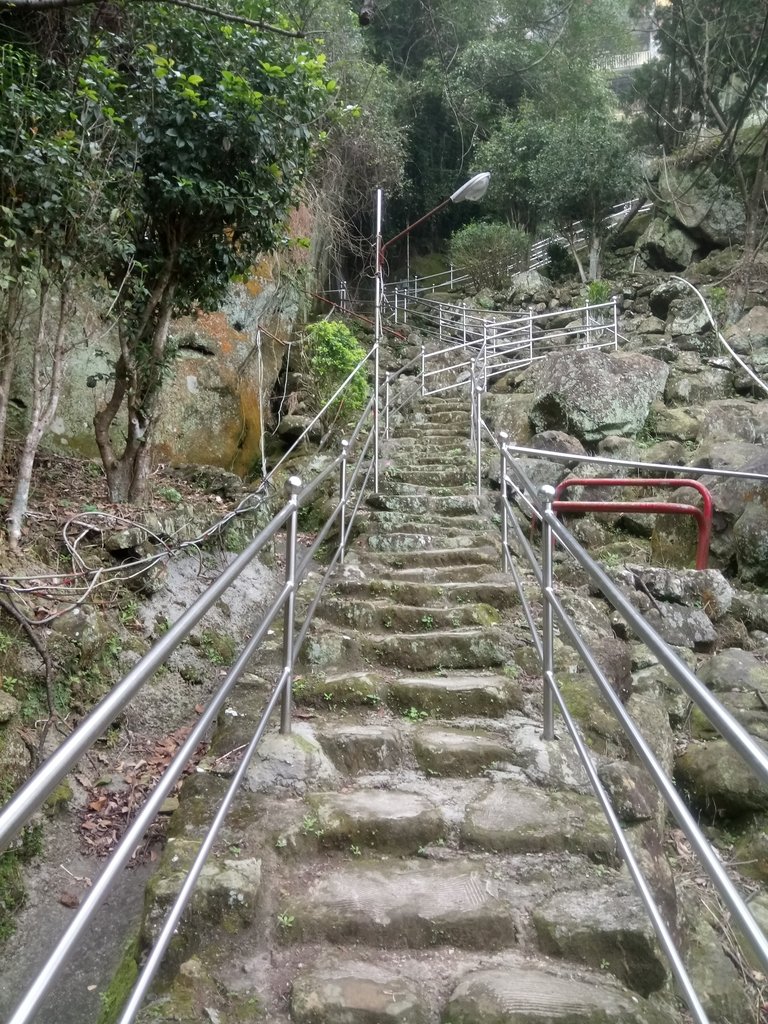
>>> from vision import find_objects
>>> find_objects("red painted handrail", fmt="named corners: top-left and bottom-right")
top-left (552, 477), bottom-right (713, 570)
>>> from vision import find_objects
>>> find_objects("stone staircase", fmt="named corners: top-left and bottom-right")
top-left (137, 395), bottom-right (683, 1024)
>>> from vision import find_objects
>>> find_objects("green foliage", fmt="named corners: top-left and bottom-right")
top-left (304, 319), bottom-right (370, 419)
top-left (449, 221), bottom-right (529, 291)
top-left (0, 825), bottom-right (43, 943)
top-left (587, 281), bottom-right (612, 305)
top-left (545, 242), bottom-right (577, 282)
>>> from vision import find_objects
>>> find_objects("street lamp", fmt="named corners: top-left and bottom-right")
top-left (372, 171), bottom-right (491, 491)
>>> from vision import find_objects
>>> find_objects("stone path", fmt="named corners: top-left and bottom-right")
top-left (136, 395), bottom-right (682, 1024)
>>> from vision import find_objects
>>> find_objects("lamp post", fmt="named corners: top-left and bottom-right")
top-left (372, 172), bottom-right (491, 492)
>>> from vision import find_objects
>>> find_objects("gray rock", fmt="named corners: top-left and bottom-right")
top-left (664, 365), bottom-right (733, 405)
top-left (244, 725), bottom-right (338, 794)
top-left (724, 305), bottom-right (768, 354)
top-left (291, 961), bottom-right (430, 1024)
top-left (508, 269), bottom-right (554, 306)
top-left (598, 761), bottom-right (658, 823)
top-left (0, 690), bottom-right (20, 724)
top-left (631, 567), bottom-right (733, 620)
top-left (529, 350), bottom-right (669, 443)
top-left (656, 166), bottom-right (746, 246)
top-left (315, 724), bottom-right (402, 774)
top-left (698, 648), bottom-right (768, 693)
top-left (637, 218), bottom-right (698, 271)
top-left (732, 590), bottom-right (768, 633)
top-left (648, 402), bottom-right (704, 441)
top-left (644, 603), bottom-right (717, 651)
top-left (532, 884), bottom-right (667, 995)
top-left (676, 739), bottom-right (768, 816)
top-left (445, 965), bottom-right (669, 1024)
top-left (733, 503), bottom-right (768, 585)
top-left (696, 400), bottom-right (768, 445)
top-left (649, 280), bottom-right (688, 320)
top-left (684, 914), bottom-right (754, 1023)
top-left (414, 727), bottom-right (512, 777)
top-left (665, 295), bottom-right (712, 338)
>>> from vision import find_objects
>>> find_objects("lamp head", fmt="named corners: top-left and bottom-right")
top-left (450, 172), bottom-right (491, 204)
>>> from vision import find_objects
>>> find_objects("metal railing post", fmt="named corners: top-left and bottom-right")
top-left (394, 286), bottom-right (399, 325)
top-left (384, 375), bottom-right (391, 439)
top-left (449, 264), bottom-right (454, 289)
top-left (414, 274), bottom-right (419, 298)
top-left (613, 295), bottom-right (619, 349)
top-left (338, 441), bottom-right (348, 566)
top-left (280, 476), bottom-right (301, 735)
top-left (462, 302), bottom-right (467, 345)
top-left (421, 345), bottom-right (426, 396)
top-left (540, 484), bottom-right (556, 741)
top-left (340, 280), bottom-right (348, 313)
top-left (403, 288), bottom-right (408, 325)
top-left (475, 384), bottom-right (483, 498)
top-left (499, 432), bottom-right (509, 570)
top-left (528, 308), bottom-right (534, 362)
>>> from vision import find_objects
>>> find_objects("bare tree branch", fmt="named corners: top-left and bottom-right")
top-left (0, 0), bottom-right (307, 37)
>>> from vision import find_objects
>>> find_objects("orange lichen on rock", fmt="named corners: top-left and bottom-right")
top-left (192, 311), bottom-right (249, 356)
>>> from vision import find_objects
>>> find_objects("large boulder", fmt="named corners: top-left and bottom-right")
top-left (723, 305), bottom-right (768, 355)
top-left (695, 399), bottom-right (768, 446)
top-left (507, 269), bottom-right (554, 306)
top-left (528, 350), bottom-right (669, 443)
top-left (637, 218), bottom-right (698, 270)
top-left (655, 166), bottom-right (746, 247)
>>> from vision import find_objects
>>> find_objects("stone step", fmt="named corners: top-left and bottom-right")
top-left (332, 578), bottom-right (517, 609)
top-left (305, 788), bottom-right (447, 853)
top-left (376, 562), bottom-right (500, 583)
top-left (353, 511), bottom-right (490, 533)
top-left (411, 409), bottom-right (471, 425)
top-left (388, 672), bottom-right (523, 717)
top-left (391, 426), bottom-right (470, 440)
top-left (360, 529), bottom-right (493, 553)
top-left (278, 859), bottom-right (516, 949)
top-left (383, 480), bottom-right (475, 496)
top-left (318, 596), bottom-right (503, 633)
top-left (367, 493), bottom-right (480, 516)
top-left (386, 466), bottom-right (472, 487)
top-left (367, 627), bottom-right (512, 672)
top-left (414, 726), bottom-right (514, 776)
top-left (360, 545), bottom-right (499, 571)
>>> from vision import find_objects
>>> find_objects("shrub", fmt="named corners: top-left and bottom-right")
top-left (449, 221), bottom-right (530, 291)
top-left (545, 241), bottom-right (577, 282)
top-left (586, 280), bottom-right (612, 305)
top-left (304, 320), bottom-right (370, 420)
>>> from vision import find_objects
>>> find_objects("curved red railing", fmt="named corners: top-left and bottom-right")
top-left (552, 477), bottom-right (713, 570)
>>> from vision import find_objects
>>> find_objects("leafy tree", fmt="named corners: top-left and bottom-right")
top-left (83, 4), bottom-right (332, 503)
top-left (449, 221), bottom-right (530, 290)
top-left (531, 111), bottom-right (639, 281)
top-left (303, 318), bottom-right (369, 420)
top-left (628, 1), bottom-right (768, 276)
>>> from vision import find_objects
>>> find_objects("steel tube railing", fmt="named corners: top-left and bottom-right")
top-left (0, 503), bottom-right (294, 854)
top-left (117, 667), bottom-right (290, 1024)
top-left (540, 486), bottom-right (556, 740)
top-left (280, 478), bottom-right (300, 735)
top-left (5, 572), bottom-right (293, 1024)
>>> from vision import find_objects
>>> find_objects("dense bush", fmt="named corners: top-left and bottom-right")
top-left (304, 320), bottom-right (370, 420)
top-left (449, 222), bottom-right (530, 291)
top-left (545, 241), bottom-right (577, 282)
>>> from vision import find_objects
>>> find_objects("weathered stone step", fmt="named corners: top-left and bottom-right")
top-left (305, 788), bottom-right (447, 852)
top-left (368, 493), bottom-right (480, 516)
top-left (384, 480), bottom-right (475, 496)
top-left (360, 529), bottom-right (493, 553)
top-left (411, 409), bottom-right (471, 425)
top-left (361, 544), bottom-right (499, 571)
top-left (389, 672), bottom-right (522, 716)
top-left (353, 511), bottom-right (490, 534)
top-left (368, 627), bottom-right (511, 671)
top-left (318, 596), bottom-right (502, 633)
top-left (333, 578), bottom-right (517, 609)
top-left (377, 562), bottom-right (500, 583)
top-left (387, 466), bottom-right (472, 486)
top-left (414, 726), bottom-right (514, 776)
top-left (391, 427), bottom-right (470, 441)
top-left (278, 859), bottom-right (516, 949)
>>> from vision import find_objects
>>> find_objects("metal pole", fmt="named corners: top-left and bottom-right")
top-left (462, 302), bottom-right (467, 345)
top-left (280, 476), bottom-right (301, 734)
top-left (374, 188), bottom-right (383, 494)
top-left (421, 345), bottom-right (426, 397)
top-left (384, 375), bottom-right (391, 439)
top-left (338, 441), bottom-right (348, 565)
top-left (613, 295), bottom-right (619, 349)
top-left (475, 384), bottom-right (483, 498)
top-left (403, 286), bottom-right (408, 325)
top-left (499, 432), bottom-right (509, 571)
top-left (414, 274), bottom-right (419, 298)
top-left (394, 286), bottom-right (399, 325)
top-left (540, 483), bottom-right (556, 741)
top-left (450, 264), bottom-right (454, 289)
top-left (528, 308), bottom-right (533, 362)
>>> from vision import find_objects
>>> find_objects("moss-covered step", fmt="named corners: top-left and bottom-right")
top-left (384, 481), bottom-right (476, 497)
top-left (374, 563), bottom-right (501, 584)
top-left (278, 860), bottom-right (516, 948)
top-left (291, 961), bottom-right (431, 1024)
top-left (305, 788), bottom-right (447, 853)
top-left (531, 885), bottom-right (667, 997)
top-left (317, 597), bottom-right (502, 633)
top-left (362, 545), bottom-right (499, 571)
top-left (445, 964), bottom-right (673, 1024)
top-left (367, 493), bottom-right (480, 516)
top-left (365, 627), bottom-right (512, 671)
top-left (388, 673), bottom-right (523, 717)
top-left (314, 722), bottom-right (403, 774)
top-left (414, 727), bottom-right (512, 777)
top-left (333, 579), bottom-right (518, 610)
top-left (361, 530), bottom-right (493, 552)
top-left (352, 511), bottom-right (490, 534)
top-left (460, 780), bottom-right (616, 862)
top-left (385, 466), bottom-right (474, 487)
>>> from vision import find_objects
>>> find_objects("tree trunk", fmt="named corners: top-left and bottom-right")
top-left (6, 282), bottom-right (70, 553)
top-left (0, 282), bottom-right (23, 465)
top-left (588, 232), bottom-right (602, 282)
top-left (94, 258), bottom-right (178, 504)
